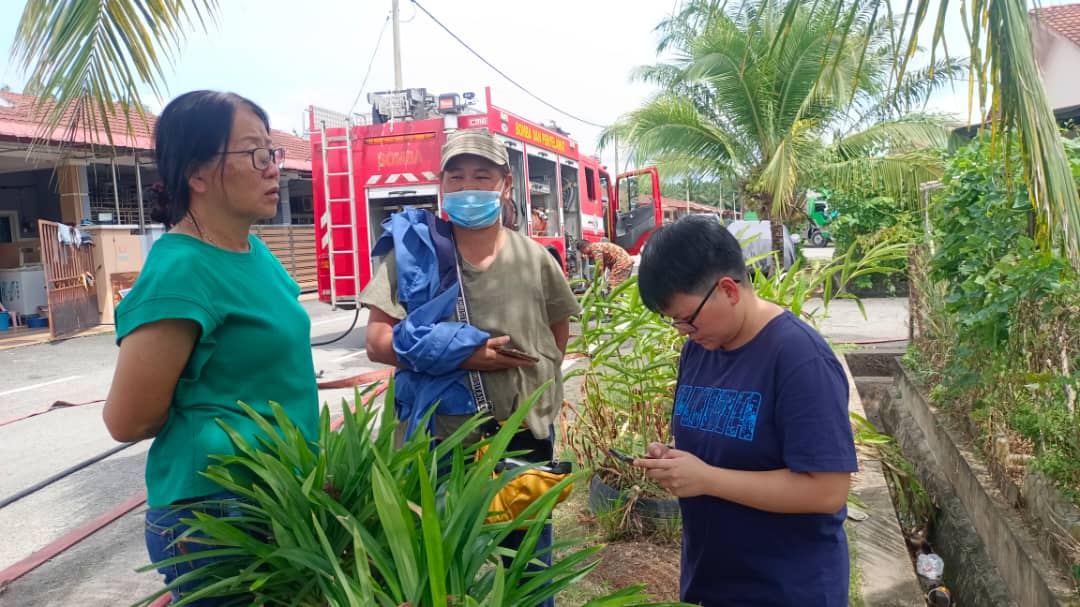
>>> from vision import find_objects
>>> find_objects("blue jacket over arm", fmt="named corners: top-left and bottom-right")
top-left (370, 208), bottom-right (489, 438)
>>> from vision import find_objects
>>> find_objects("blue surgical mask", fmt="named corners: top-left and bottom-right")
top-left (442, 190), bottom-right (502, 229)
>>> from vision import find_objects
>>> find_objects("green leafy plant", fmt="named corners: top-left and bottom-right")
top-left (820, 178), bottom-right (923, 293)
top-left (909, 133), bottom-right (1080, 566)
top-left (850, 412), bottom-right (935, 534)
top-left (135, 382), bottom-right (691, 607)
top-left (565, 272), bottom-right (681, 503)
top-left (751, 240), bottom-right (910, 325)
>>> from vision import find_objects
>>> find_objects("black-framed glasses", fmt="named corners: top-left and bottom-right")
top-left (220, 147), bottom-right (285, 170)
top-left (662, 282), bottom-right (719, 333)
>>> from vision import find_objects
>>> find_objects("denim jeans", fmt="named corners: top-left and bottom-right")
top-left (502, 522), bottom-right (555, 607)
top-left (144, 491), bottom-right (252, 607)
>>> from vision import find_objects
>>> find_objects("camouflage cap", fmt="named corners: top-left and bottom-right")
top-left (440, 129), bottom-right (509, 170)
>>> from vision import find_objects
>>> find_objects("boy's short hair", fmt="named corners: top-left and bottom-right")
top-left (638, 215), bottom-right (747, 313)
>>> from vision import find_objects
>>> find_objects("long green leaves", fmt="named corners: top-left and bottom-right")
top-left (565, 268), bottom-right (683, 511)
top-left (11, 0), bottom-right (219, 147)
top-left (134, 382), bottom-right (690, 606)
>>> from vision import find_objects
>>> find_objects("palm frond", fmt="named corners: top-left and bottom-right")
top-left (11, 0), bottom-right (219, 148)
top-left (832, 113), bottom-right (952, 160)
top-left (819, 152), bottom-right (944, 205)
top-left (601, 94), bottom-right (747, 170)
top-left (786, 0), bottom-right (1080, 267)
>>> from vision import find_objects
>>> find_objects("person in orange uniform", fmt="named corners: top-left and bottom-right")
top-left (576, 239), bottom-right (634, 293)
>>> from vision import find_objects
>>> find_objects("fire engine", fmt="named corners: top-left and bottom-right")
top-left (309, 87), bottom-right (663, 308)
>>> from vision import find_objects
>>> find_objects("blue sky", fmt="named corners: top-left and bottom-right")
top-left (2, 0), bottom-right (1057, 167)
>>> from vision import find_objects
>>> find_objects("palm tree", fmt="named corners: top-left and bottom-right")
top-left (767, 0), bottom-right (1080, 265)
top-left (603, 0), bottom-right (960, 253)
top-left (9, 1), bottom-right (219, 145)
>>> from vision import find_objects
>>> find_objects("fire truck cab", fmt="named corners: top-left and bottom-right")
top-left (310, 87), bottom-right (662, 308)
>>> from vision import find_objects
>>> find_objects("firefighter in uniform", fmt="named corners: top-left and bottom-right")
top-left (576, 239), bottom-right (634, 293)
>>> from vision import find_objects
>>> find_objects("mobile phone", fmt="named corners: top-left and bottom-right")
top-left (608, 447), bottom-right (641, 464)
top-left (495, 345), bottom-right (540, 363)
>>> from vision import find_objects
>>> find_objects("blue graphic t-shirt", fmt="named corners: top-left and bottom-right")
top-left (673, 310), bottom-right (857, 607)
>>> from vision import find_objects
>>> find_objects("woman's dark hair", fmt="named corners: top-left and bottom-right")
top-left (151, 91), bottom-right (271, 228)
top-left (638, 215), bottom-right (747, 313)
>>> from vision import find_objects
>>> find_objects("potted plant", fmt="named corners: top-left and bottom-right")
top-left (564, 273), bottom-right (683, 535)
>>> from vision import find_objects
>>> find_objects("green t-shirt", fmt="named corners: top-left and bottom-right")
top-left (360, 228), bottom-right (581, 441)
top-left (116, 233), bottom-right (318, 507)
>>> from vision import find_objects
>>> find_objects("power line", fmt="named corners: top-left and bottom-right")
top-left (348, 14), bottom-right (392, 116)
top-left (410, 0), bottom-right (608, 129)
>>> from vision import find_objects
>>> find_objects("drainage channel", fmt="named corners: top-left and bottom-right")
top-left (846, 346), bottom-right (1075, 607)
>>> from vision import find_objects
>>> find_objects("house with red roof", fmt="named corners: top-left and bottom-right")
top-left (0, 90), bottom-right (316, 335)
top-left (1031, 3), bottom-right (1080, 123)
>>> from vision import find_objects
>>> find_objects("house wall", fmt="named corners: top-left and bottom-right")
top-left (1033, 23), bottom-right (1080, 111)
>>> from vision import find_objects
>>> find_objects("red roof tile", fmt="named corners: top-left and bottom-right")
top-left (1032, 3), bottom-right (1080, 46)
top-left (662, 197), bottom-right (722, 214)
top-left (0, 91), bottom-right (311, 171)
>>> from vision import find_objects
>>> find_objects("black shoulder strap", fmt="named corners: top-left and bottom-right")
top-left (453, 249), bottom-right (493, 414)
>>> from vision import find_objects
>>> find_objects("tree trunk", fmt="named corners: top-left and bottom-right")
top-left (762, 192), bottom-right (785, 260)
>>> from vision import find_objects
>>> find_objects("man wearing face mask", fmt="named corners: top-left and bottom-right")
top-left (360, 130), bottom-right (579, 604)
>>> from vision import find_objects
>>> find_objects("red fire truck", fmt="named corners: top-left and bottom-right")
top-left (309, 87), bottom-right (663, 308)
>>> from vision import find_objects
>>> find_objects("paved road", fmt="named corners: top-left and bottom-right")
top-left (801, 245), bottom-right (835, 263)
top-left (0, 290), bottom-right (907, 606)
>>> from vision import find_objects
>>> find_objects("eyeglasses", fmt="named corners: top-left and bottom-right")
top-left (219, 147), bottom-right (285, 171)
top-left (662, 282), bottom-right (719, 333)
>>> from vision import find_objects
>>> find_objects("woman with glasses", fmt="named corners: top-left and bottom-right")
top-left (103, 91), bottom-right (318, 606)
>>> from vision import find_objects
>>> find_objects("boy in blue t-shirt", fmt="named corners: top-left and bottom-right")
top-left (633, 216), bottom-right (857, 607)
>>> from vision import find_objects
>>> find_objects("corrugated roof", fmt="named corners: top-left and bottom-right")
top-left (663, 197), bottom-right (723, 213)
top-left (0, 91), bottom-right (311, 171)
top-left (1032, 3), bottom-right (1080, 46)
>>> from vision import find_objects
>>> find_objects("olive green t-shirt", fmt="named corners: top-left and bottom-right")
top-left (360, 228), bottom-right (580, 440)
top-left (115, 233), bottom-right (319, 507)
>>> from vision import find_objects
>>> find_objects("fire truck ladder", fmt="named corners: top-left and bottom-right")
top-left (319, 120), bottom-right (362, 310)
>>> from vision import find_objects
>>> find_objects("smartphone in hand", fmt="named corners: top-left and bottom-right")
top-left (608, 447), bottom-right (642, 464)
top-left (494, 345), bottom-right (540, 363)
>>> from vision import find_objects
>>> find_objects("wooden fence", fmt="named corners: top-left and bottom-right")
top-left (249, 224), bottom-right (317, 292)
top-left (38, 220), bottom-right (100, 339)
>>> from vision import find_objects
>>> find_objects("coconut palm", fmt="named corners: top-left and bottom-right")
top-left (602, 0), bottom-right (960, 252)
top-left (771, 0), bottom-right (1080, 264)
top-left (9, 0), bottom-right (219, 145)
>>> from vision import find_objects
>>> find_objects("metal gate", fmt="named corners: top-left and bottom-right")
top-left (249, 224), bottom-right (318, 292)
top-left (38, 220), bottom-right (99, 339)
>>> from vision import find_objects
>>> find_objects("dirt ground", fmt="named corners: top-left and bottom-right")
top-left (551, 479), bottom-right (683, 605)
top-left (587, 539), bottom-right (682, 602)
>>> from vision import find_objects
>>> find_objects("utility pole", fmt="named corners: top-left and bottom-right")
top-left (612, 135), bottom-right (619, 186)
top-left (392, 0), bottom-right (403, 89)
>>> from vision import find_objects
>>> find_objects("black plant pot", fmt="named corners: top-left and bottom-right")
top-left (588, 474), bottom-right (681, 530)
